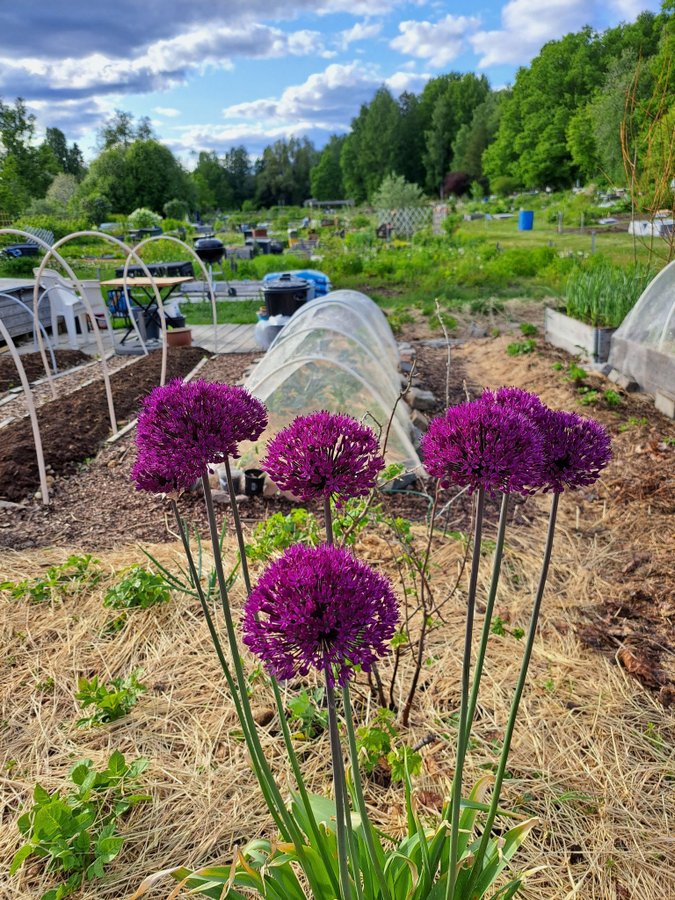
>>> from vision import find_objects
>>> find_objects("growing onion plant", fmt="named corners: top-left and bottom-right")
top-left (131, 380), bottom-right (610, 899)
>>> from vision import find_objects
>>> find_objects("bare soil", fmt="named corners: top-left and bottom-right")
top-left (0, 349), bottom-right (90, 393)
top-left (0, 347), bottom-right (209, 503)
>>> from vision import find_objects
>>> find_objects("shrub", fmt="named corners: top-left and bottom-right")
top-left (163, 199), bottom-right (188, 220)
top-left (491, 175), bottom-right (520, 196)
top-left (128, 208), bottom-right (162, 230)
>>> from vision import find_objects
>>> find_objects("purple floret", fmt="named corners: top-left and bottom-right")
top-left (537, 409), bottom-right (612, 493)
top-left (421, 399), bottom-right (545, 496)
top-left (262, 411), bottom-right (385, 503)
top-left (242, 544), bottom-right (399, 687)
top-left (132, 379), bottom-right (267, 494)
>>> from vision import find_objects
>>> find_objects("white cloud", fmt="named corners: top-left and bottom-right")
top-left (154, 106), bottom-right (181, 117)
top-left (338, 21), bottom-right (383, 50)
top-left (390, 14), bottom-right (479, 67)
top-left (385, 70), bottom-right (431, 94)
top-left (469, 0), bottom-right (661, 68)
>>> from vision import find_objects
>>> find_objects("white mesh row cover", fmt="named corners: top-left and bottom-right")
top-left (241, 290), bottom-right (422, 469)
top-left (608, 259), bottom-right (675, 396)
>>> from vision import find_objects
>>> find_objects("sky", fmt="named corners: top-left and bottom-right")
top-left (0, 0), bottom-right (662, 164)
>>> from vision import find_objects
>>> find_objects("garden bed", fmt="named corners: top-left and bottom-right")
top-left (0, 349), bottom-right (91, 393)
top-left (0, 347), bottom-right (209, 503)
top-left (1, 318), bottom-right (674, 899)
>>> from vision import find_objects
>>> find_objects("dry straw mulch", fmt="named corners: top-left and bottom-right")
top-left (1, 501), bottom-right (673, 899)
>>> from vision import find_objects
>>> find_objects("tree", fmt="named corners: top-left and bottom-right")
top-left (372, 173), bottom-right (426, 208)
top-left (46, 172), bottom-right (79, 207)
top-left (341, 87), bottom-right (404, 201)
top-left (97, 110), bottom-right (136, 150)
top-left (0, 96), bottom-right (56, 216)
top-left (43, 127), bottom-right (86, 177)
top-left (310, 135), bottom-right (345, 200)
top-left (191, 151), bottom-right (233, 212)
top-left (222, 146), bottom-right (254, 209)
top-left (452, 91), bottom-right (504, 182)
top-left (254, 137), bottom-right (317, 207)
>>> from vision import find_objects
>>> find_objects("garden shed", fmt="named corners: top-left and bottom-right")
top-left (243, 290), bottom-right (421, 467)
top-left (608, 258), bottom-right (675, 397)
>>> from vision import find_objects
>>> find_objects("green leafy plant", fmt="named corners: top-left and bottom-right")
top-left (564, 260), bottom-right (653, 327)
top-left (355, 708), bottom-right (422, 783)
top-left (603, 389), bottom-right (621, 408)
top-left (11, 752), bottom-right (149, 900)
top-left (1, 555), bottom-right (101, 604)
top-left (75, 671), bottom-right (146, 728)
top-left (287, 687), bottom-right (328, 740)
top-left (103, 566), bottom-right (170, 609)
top-left (506, 339), bottom-right (536, 356)
top-left (618, 415), bottom-right (648, 432)
top-left (246, 508), bottom-right (322, 562)
top-left (519, 322), bottom-right (538, 336)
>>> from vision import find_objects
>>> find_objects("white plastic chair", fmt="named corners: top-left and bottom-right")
top-left (34, 268), bottom-right (88, 350)
top-left (77, 279), bottom-right (114, 344)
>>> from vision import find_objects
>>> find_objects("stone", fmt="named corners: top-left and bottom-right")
top-left (607, 369), bottom-right (639, 392)
top-left (399, 361), bottom-right (413, 374)
top-left (405, 387), bottom-right (437, 412)
top-left (411, 409), bottom-right (430, 432)
top-left (655, 392), bottom-right (675, 419)
top-left (469, 322), bottom-right (488, 338)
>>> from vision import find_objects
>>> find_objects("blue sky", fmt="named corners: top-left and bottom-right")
top-left (0, 1), bottom-right (662, 164)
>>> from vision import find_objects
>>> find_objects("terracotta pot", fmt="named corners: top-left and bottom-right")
top-left (166, 327), bottom-right (192, 348)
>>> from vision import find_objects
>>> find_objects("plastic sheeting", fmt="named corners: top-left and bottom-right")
top-left (242, 290), bottom-right (421, 468)
top-left (608, 260), bottom-right (675, 396)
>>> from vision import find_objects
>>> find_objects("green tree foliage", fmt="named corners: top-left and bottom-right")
top-left (452, 91), bottom-right (506, 182)
top-left (310, 135), bottom-right (346, 200)
top-left (0, 97), bottom-right (57, 216)
top-left (341, 87), bottom-right (409, 202)
top-left (222, 145), bottom-right (255, 209)
top-left (192, 150), bottom-right (233, 212)
top-left (43, 127), bottom-right (85, 177)
top-left (254, 137), bottom-right (317, 207)
top-left (424, 73), bottom-right (490, 193)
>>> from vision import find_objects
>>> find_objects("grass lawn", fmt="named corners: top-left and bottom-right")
top-left (181, 299), bottom-right (260, 325)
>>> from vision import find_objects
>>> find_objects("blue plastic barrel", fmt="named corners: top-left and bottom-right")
top-left (518, 210), bottom-right (534, 231)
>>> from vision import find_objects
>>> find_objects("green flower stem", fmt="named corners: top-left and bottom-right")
top-left (201, 477), bottom-right (318, 885)
top-left (446, 487), bottom-right (485, 900)
top-left (224, 456), bottom-right (252, 596)
top-left (463, 491), bottom-right (510, 748)
top-left (324, 495), bottom-right (334, 546)
top-left (465, 493), bottom-right (559, 898)
top-left (342, 684), bottom-right (392, 900)
top-left (223, 474), bottom-right (342, 899)
top-left (326, 671), bottom-right (354, 900)
top-left (171, 500), bottom-right (288, 838)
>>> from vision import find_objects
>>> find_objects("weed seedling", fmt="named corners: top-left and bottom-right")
top-left (103, 566), bottom-right (170, 609)
top-left (75, 670), bottom-right (146, 727)
top-left (603, 389), bottom-right (621, 408)
top-left (506, 339), bottom-right (536, 356)
top-left (287, 687), bottom-right (328, 740)
top-left (1, 555), bottom-right (101, 604)
top-left (519, 322), bottom-right (538, 336)
top-left (10, 752), bottom-right (149, 898)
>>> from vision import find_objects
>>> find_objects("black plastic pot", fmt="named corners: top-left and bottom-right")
top-left (263, 274), bottom-right (311, 317)
top-left (244, 469), bottom-right (265, 497)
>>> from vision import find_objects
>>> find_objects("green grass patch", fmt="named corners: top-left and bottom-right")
top-left (182, 300), bottom-right (259, 325)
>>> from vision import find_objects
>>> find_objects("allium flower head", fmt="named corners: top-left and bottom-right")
top-left (262, 411), bottom-right (385, 503)
top-left (242, 544), bottom-right (399, 687)
top-left (421, 399), bottom-right (545, 495)
top-left (536, 409), bottom-right (612, 493)
top-left (132, 379), bottom-right (267, 493)
top-left (481, 386), bottom-right (547, 422)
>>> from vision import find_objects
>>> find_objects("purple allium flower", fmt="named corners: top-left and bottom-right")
top-left (536, 409), bottom-right (612, 493)
top-left (481, 386), bottom-right (547, 421)
top-left (242, 544), bottom-right (399, 687)
top-left (262, 411), bottom-right (385, 503)
top-left (132, 379), bottom-right (267, 493)
top-left (421, 399), bottom-right (545, 495)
